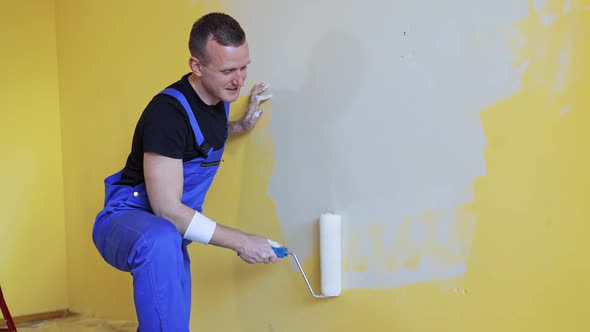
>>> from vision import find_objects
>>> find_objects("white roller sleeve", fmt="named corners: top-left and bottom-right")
top-left (319, 213), bottom-right (342, 296)
top-left (183, 211), bottom-right (217, 244)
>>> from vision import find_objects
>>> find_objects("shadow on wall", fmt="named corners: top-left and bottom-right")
top-left (268, 30), bottom-right (368, 267)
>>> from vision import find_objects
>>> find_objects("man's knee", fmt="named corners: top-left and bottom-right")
top-left (133, 219), bottom-right (183, 262)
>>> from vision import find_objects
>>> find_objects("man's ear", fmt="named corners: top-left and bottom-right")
top-left (189, 56), bottom-right (204, 77)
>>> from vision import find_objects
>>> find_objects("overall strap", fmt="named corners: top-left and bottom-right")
top-left (160, 88), bottom-right (210, 157)
top-left (223, 102), bottom-right (230, 119)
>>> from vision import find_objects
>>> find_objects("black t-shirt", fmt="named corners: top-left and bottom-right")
top-left (116, 73), bottom-right (228, 186)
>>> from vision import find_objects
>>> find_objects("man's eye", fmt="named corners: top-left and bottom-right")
top-left (222, 70), bottom-right (233, 75)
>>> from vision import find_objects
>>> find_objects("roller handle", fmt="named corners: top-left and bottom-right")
top-left (272, 246), bottom-right (289, 258)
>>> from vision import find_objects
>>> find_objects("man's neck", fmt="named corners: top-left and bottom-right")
top-left (188, 73), bottom-right (219, 106)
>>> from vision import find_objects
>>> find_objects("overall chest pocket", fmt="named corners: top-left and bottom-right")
top-left (201, 160), bottom-right (221, 167)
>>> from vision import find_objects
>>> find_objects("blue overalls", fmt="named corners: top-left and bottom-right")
top-left (92, 88), bottom-right (229, 331)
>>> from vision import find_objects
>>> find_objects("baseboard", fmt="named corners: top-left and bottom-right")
top-left (0, 308), bottom-right (76, 326)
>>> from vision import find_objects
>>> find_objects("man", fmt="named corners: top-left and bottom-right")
top-left (92, 12), bottom-right (278, 331)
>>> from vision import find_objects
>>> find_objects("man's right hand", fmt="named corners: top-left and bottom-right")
top-left (208, 223), bottom-right (279, 264)
top-left (236, 234), bottom-right (278, 264)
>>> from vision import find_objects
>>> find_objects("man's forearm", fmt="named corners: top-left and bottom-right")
top-left (156, 202), bottom-right (246, 249)
top-left (209, 224), bottom-right (248, 251)
top-left (228, 120), bottom-right (246, 136)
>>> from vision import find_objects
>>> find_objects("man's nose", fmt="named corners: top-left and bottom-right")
top-left (233, 70), bottom-right (245, 86)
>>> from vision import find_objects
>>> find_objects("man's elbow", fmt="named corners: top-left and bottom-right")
top-left (150, 199), bottom-right (180, 219)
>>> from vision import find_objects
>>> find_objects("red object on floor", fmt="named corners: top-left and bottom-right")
top-left (0, 285), bottom-right (17, 332)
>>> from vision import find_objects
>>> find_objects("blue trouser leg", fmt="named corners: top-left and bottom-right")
top-left (93, 210), bottom-right (191, 332)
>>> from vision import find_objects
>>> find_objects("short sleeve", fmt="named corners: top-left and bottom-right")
top-left (142, 96), bottom-right (189, 159)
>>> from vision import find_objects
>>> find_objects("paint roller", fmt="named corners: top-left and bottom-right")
top-left (270, 213), bottom-right (341, 298)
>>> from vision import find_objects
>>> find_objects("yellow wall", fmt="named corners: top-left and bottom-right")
top-left (0, 0), bottom-right (68, 316)
top-left (54, 1), bottom-right (243, 330)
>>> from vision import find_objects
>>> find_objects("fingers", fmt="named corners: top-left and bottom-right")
top-left (256, 94), bottom-right (272, 102)
top-left (244, 83), bottom-right (271, 132)
top-left (242, 108), bottom-right (264, 131)
top-left (244, 108), bottom-right (263, 121)
top-left (263, 252), bottom-right (278, 264)
top-left (251, 82), bottom-right (269, 95)
top-left (239, 254), bottom-right (272, 264)
top-left (236, 235), bottom-right (278, 264)
top-left (259, 250), bottom-right (276, 264)
top-left (254, 109), bottom-right (263, 118)
top-left (249, 83), bottom-right (271, 106)
top-left (237, 252), bottom-right (256, 264)
top-left (248, 109), bottom-right (263, 122)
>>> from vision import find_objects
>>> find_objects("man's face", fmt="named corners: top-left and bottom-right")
top-left (197, 40), bottom-right (250, 104)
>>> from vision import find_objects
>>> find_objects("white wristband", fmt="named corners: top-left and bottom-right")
top-left (184, 211), bottom-right (217, 244)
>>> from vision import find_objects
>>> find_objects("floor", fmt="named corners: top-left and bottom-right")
top-left (15, 316), bottom-right (136, 332)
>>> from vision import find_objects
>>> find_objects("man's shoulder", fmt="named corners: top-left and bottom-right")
top-left (142, 89), bottom-right (190, 126)
top-left (165, 72), bottom-right (193, 98)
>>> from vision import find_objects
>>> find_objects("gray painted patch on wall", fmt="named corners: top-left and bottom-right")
top-left (223, 0), bottom-right (529, 289)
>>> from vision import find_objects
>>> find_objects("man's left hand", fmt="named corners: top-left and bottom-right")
top-left (242, 82), bottom-right (271, 131)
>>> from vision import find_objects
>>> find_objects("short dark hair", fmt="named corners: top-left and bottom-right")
top-left (189, 13), bottom-right (246, 65)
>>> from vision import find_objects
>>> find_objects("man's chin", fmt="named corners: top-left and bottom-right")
top-left (222, 90), bottom-right (241, 103)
